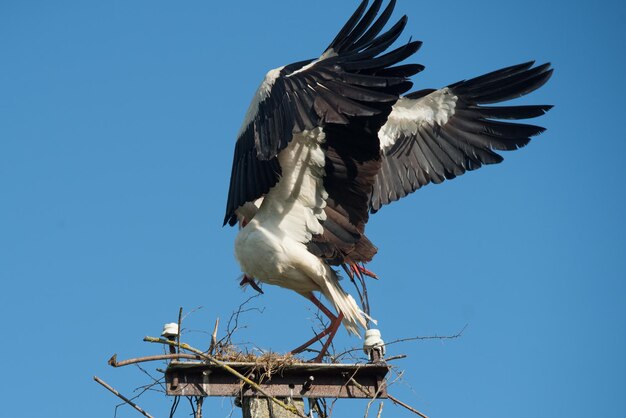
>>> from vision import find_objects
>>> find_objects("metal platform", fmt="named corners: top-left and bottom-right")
top-left (165, 360), bottom-right (390, 399)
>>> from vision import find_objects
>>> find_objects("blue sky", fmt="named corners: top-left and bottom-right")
top-left (1, 0), bottom-right (625, 417)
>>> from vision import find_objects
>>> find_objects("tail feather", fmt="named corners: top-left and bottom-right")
top-left (320, 267), bottom-right (371, 336)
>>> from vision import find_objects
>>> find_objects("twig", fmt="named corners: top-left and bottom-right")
top-left (144, 336), bottom-right (308, 418)
top-left (182, 306), bottom-right (204, 321)
top-left (348, 377), bottom-right (376, 400)
top-left (334, 325), bottom-right (467, 362)
top-left (309, 399), bottom-right (327, 418)
top-left (376, 401), bottom-right (384, 418)
top-left (385, 324), bottom-right (468, 348)
top-left (328, 397), bottom-right (338, 417)
top-left (177, 307), bottom-right (183, 354)
top-left (188, 397), bottom-right (196, 416)
top-left (94, 376), bottom-right (154, 418)
top-left (131, 379), bottom-right (166, 397)
top-left (209, 317), bottom-right (220, 354)
top-left (134, 363), bottom-right (166, 392)
top-left (219, 294), bottom-right (263, 346)
top-left (365, 383), bottom-right (386, 417)
top-left (108, 353), bottom-right (200, 367)
top-left (349, 377), bottom-right (429, 418)
top-left (169, 396), bottom-right (180, 418)
top-left (351, 367), bottom-right (386, 418)
top-left (385, 354), bottom-right (407, 362)
top-left (387, 394), bottom-right (429, 418)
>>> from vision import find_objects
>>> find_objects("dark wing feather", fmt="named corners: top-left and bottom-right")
top-left (370, 61), bottom-right (553, 212)
top-left (225, 0), bottom-right (422, 226)
top-left (312, 88), bottom-right (402, 265)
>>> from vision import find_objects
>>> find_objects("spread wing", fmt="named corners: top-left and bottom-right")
top-left (224, 0), bottom-right (423, 225)
top-left (370, 61), bottom-right (554, 212)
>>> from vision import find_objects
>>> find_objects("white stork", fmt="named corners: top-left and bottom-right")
top-left (224, 0), bottom-right (552, 361)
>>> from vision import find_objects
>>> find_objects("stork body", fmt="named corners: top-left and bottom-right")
top-left (235, 129), bottom-right (366, 335)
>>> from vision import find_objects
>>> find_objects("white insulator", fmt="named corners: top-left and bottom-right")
top-left (161, 322), bottom-right (179, 338)
top-left (363, 328), bottom-right (386, 358)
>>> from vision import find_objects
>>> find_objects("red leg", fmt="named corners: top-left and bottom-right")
top-left (308, 293), bottom-right (337, 322)
top-left (290, 294), bottom-right (343, 361)
top-left (290, 323), bottom-right (335, 355)
top-left (313, 312), bottom-right (343, 362)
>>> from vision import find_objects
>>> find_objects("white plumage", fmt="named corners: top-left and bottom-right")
top-left (379, 89), bottom-right (458, 151)
top-left (234, 129), bottom-right (366, 335)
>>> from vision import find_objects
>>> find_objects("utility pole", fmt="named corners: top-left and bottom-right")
top-left (242, 398), bottom-right (305, 418)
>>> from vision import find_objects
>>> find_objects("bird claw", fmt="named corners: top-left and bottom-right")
top-left (239, 274), bottom-right (264, 294)
top-left (350, 263), bottom-right (378, 280)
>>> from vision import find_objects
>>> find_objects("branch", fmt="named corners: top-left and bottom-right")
top-left (177, 307), bottom-right (183, 354)
top-left (385, 324), bottom-right (468, 348)
top-left (334, 325), bottom-right (467, 362)
top-left (219, 294), bottom-right (263, 347)
top-left (208, 317), bottom-right (219, 355)
top-left (94, 376), bottom-right (154, 418)
top-left (144, 336), bottom-right (308, 418)
top-left (108, 353), bottom-right (201, 367)
top-left (348, 377), bottom-right (429, 418)
top-left (134, 363), bottom-right (166, 393)
top-left (387, 394), bottom-right (429, 418)
top-left (182, 306), bottom-right (204, 322)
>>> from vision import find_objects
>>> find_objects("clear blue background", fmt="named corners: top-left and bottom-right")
top-left (1, 1), bottom-right (624, 417)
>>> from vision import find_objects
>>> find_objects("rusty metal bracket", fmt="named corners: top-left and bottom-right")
top-left (165, 361), bottom-right (390, 399)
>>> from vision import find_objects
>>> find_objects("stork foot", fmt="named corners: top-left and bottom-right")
top-left (349, 262), bottom-right (378, 280)
top-left (239, 274), bottom-right (264, 294)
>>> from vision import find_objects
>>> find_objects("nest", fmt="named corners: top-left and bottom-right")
top-left (212, 344), bottom-right (305, 382)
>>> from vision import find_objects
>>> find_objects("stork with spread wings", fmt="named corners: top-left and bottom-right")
top-left (224, 0), bottom-right (552, 362)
